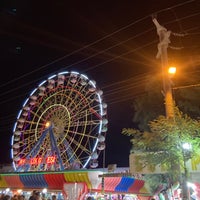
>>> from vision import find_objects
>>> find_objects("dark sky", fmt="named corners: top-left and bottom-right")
top-left (0, 0), bottom-right (200, 168)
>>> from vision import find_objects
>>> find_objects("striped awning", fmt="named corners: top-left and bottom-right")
top-left (96, 176), bottom-right (145, 194)
top-left (4, 175), bottom-right (23, 189)
top-left (0, 170), bottom-right (148, 195)
top-left (44, 173), bottom-right (66, 190)
top-left (20, 173), bottom-right (48, 189)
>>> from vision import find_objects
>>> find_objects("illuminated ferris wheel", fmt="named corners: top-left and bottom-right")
top-left (11, 71), bottom-right (108, 172)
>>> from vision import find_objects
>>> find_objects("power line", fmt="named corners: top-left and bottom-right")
top-left (173, 83), bottom-right (200, 90)
top-left (0, 0), bottom-right (195, 90)
top-left (0, 0), bottom-right (198, 131)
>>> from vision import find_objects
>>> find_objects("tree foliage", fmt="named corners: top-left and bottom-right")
top-left (132, 76), bottom-right (165, 131)
top-left (122, 106), bottom-right (200, 182)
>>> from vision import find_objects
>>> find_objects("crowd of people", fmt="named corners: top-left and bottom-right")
top-left (0, 194), bottom-right (25, 200)
top-left (0, 191), bottom-right (57, 200)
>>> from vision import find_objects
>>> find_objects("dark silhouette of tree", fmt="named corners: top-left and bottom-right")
top-left (132, 75), bottom-right (200, 131)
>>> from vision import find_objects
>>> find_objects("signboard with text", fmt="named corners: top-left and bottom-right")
top-left (18, 156), bottom-right (56, 166)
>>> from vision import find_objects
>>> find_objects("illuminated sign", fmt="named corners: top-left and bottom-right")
top-left (18, 156), bottom-right (56, 166)
top-left (30, 157), bottom-right (38, 165)
top-left (46, 156), bottom-right (56, 164)
top-left (18, 159), bottom-right (26, 165)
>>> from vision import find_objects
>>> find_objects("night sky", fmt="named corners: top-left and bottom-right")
top-left (0, 0), bottom-right (200, 168)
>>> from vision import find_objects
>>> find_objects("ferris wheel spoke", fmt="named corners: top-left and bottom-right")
top-left (59, 142), bottom-right (80, 164)
top-left (66, 90), bottom-right (91, 109)
top-left (67, 85), bottom-right (83, 103)
top-left (68, 121), bottom-right (100, 130)
top-left (66, 129), bottom-right (98, 139)
top-left (58, 132), bottom-right (93, 155)
top-left (71, 108), bottom-right (101, 122)
top-left (64, 135), bottom-right (92, 155)
top-left (58, 136), bottom-right (90, 166)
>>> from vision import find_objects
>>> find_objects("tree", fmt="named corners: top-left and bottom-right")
top-left (132, 75), bottom-right (200, 131)
top-left (132, 76), bottom-right (165, 131)
top-left (122, 106), bottom-right (200, 192)
top-left (175, 86), bottom-right (200, 119)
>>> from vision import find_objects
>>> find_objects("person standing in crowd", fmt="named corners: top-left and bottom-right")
top-left (51, 195), bottom-right (56, 200)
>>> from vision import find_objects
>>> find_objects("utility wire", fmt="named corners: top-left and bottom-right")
top-left (0, 0), bottom-right (195, 89)
top-left (0, 0), bottom-right (198, 128)
top-left (173, 83), bottom-right (200, 90)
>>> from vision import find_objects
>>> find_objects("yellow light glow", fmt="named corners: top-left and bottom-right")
top-left (168, 66), bottom-right (176, 74)
top-left (17, 189), bottom-right (22, 194)
top-left (45, 121), bottom-right (51, 128)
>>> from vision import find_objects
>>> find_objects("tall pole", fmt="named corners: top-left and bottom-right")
top-left (101, 147), bottom-right (106, 194)
top-left (152, 17), bottom-right (174, 119)
top-left (153, 18), bottom-right (189, 199)
top-left (183, 152), bottom-right (189, 200)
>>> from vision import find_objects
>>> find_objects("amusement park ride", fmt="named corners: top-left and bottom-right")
top-left (11, 71), bottom-right (108, 172)
top-left (6, 71), bottom-right (148, 199)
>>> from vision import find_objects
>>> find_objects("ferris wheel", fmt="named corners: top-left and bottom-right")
top-left (11, 71), bottom-right (108, 172)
